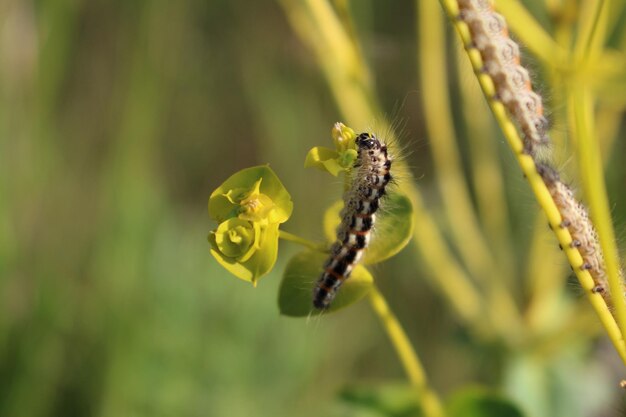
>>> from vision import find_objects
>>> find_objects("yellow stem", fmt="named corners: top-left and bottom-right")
top-left (332, 0), bottom-right (362, 58)
top-left (401, 187), bottom-right (485, 330)
top-left (524, 217), bottom-right (568, 332)
top-left (279, 0), bottom-right (376, 126)
top-left (568, 87), bottom-right (626, 349)
top-left (456, 44), bottom-right (513, 273)
top-left (573, 0), bottom-right (608, 63)
top-left (369, 287), bottom-right (446, 417)
top-left (278, 230), bottom-right (325, 251)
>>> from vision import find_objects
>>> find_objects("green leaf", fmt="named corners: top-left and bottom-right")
top-left (323, 192), bottom-right (414, 264)
top-left (340, 382), bottom-right (422, 417)
top-left (208, 222), bottom-right (279, 285)
top-left (208, 165), bottom-right (293, 224)
top-left (278, 250), bottom-right (373, 317)
top-left (447, 387), bottom-right (525, 417)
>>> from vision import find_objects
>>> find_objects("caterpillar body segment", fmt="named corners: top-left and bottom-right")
top-left (457, 0), bottom-right (549, 155)
top-left (313, 133), bottom-right (392, 310)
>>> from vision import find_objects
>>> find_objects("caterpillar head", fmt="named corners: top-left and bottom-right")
top-left (355, 132), bottom-right (381, 150)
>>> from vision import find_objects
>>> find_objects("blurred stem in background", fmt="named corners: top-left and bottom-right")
top-left (568, 0), bottom-right (626, 342)
top-left (455, 45), bottom-right (515, 276)
top-left (416, 0), bottom-right (523, 343)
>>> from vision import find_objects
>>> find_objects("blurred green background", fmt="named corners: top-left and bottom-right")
top-left (2, 0), bottom-right (626, 416)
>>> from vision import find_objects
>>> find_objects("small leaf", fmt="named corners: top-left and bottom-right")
top-left (304, 146), bottom-right (351, 177)
top-left (323, 192), bottom-right (414, 264)
top-left (447, 387), bottom-right (525, 417)
top-left (278, 250), bottom-right (373, 317)
top-left (340, 382), bottom-right (422, 417)
top-left (208, 165), bottom-right (293, 224)
top-left (303, 122), bottom-right (359, 177)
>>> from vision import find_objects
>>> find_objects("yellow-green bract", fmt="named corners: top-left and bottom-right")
top-left (208, 165), bottom-right (293, 285)
top-left (304, 146), bottom-right (357, 177)
top-left (304, 122), bottom-right (358, 177)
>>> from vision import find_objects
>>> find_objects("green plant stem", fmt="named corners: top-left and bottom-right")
top-left (524, 217), bottom-right (568, 333)
top-left (568, 86), bottom-right (626, 346)
top-left (278, 230), bottom-right (325, 251)
top-left (402, 188), bottom-right (485, 331)
top-left (368, 286), bottom-right (446, 417)
top-left (573, 0), bottom-right (608, 63)
top-left (456, 45), bottom-right (513, 274)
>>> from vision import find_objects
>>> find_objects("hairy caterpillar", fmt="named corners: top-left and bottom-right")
top-left (458, 0), bottom-right (549, 155)
top-left (312, 133), bottom-right (392, 309)
top-left (536, 163), bottom-right (623, 306)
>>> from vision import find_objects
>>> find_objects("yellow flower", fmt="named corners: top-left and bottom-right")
top-left (212, 218), bottom-right (261, 262)
top-left (208, 165), bottom-right (292, 284)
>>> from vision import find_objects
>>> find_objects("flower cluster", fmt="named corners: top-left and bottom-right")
top-left (208, 165), bottom-right (293, 285)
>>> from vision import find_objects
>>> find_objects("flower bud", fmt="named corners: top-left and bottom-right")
top-left (331, 122), bottom-right (356, 152)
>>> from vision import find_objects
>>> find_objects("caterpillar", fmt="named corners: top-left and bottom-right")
top-left (536, 163), bottom-right (622, 306)
top-left (312, 132), bottom-right (392, 309)
top-left (457, 0), bottom-right (549, 155)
